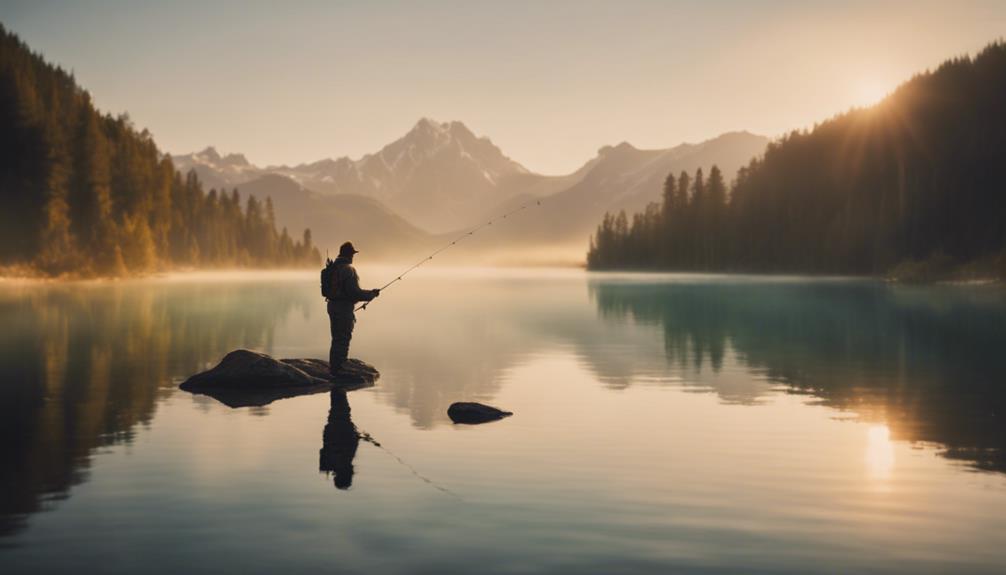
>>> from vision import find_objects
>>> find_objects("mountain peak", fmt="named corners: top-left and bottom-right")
top-left (414, 117), bottom-right (447, 132)
top-left (597, 141), bottom-right (639, 156)
top-left (222, 152), bottom-right (250, 167)
top-left (447, 120), bottom-right (474, 136)
top-left (410, 118), bottom-right (477, 140)
top-left (387, 118), bottom-right (519, 166)
top-left (197, 146), bottom-right (221, 161)
top-left (185, 146), bottom-right (251, 168)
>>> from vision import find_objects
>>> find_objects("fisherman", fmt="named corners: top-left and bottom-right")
top-left (326, 242), bottom-right (379, 375)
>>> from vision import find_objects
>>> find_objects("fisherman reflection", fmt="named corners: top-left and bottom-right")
top-left (319, 391), bottom-right (360, 489)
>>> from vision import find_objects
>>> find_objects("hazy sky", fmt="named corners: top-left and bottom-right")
top-left (1, 0), bottom-right (1003, 174)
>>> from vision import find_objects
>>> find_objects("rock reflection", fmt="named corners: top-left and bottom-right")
top-left (0, 281), bottom-right (308, 536)
top-left (589, 279), bottom-right (1006, 473)
top-left (5, 271), bottom-right (1006, 542)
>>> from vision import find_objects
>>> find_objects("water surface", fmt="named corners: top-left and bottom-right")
top-left (1, 269), bottom-right (1004, 574)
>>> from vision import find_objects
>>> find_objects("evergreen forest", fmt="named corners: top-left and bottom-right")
top-left (0, 25), bottom-right (320, 276)
top-left (589, 42), bottom-right (1006, 280)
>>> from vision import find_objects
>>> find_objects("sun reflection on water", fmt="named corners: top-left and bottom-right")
top-left (866, 424), bottom-right (895, 481)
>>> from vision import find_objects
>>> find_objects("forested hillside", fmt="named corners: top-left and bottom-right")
top-left (589, 42), bottom-right (1006, 278)
top-left (0, 25), bottom-right (319, 276)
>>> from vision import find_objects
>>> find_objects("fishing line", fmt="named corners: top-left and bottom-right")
top-left (356, 428), bottom-right (463, 500)
top-left (355, 198), bottom-right (544, 311)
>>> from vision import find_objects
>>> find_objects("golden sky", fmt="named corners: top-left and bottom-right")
top-left (2, 0), bottom-right (1003, 173)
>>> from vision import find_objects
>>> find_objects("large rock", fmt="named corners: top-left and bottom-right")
top-left (180, 350), bottom-right (378, 407)
top-left (282, 357), bottom-right (378, 387)
top-left (447, 402), bottom-right (513, 424)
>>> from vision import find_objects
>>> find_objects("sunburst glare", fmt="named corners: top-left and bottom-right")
top-left (853, 80), bottom-right (891, 107)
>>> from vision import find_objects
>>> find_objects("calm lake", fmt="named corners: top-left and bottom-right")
top-left (1, 269), bottom-right (1005, 574)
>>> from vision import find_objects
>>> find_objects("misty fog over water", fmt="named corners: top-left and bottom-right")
top-left (1, 269), bottom-right (1004, 574)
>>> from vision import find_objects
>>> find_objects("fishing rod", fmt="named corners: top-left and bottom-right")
top-left (355, 198), bottom-right (544, 311)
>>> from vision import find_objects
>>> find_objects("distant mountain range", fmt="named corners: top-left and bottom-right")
top-left (174, 118), bottom-right (534, 233)
top-left (454, 131), bottom-right (771, 264)
top-left (233, 174), bottom-right (429, 260)
top-left (173, 120), bottom-right (769, 263)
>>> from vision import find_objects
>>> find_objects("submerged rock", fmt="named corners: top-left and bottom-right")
top-left (180, 349), bottom-right (378, 408)
top-left (447, 402), bottom-right (513, 424)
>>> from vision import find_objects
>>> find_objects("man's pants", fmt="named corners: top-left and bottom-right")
top-left (328, 302), bottom-right (355, 372)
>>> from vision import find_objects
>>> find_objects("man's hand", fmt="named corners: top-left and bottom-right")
top-left (372, 289), bottom-right (380, 297)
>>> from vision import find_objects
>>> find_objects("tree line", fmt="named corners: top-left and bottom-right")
top-left (0, 24), bottom-right (320, 276)
top-left (589, 41), bottom-right (1006, 278)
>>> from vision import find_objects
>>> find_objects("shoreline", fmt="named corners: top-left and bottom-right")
top-left (2, 265), bottom-right (1000, 287)
top-left (0, 265), bottom-right (320, 284)
top-left (583, 267), bottom-right (1006, 286)
top-left (0, 262), bottom-right (588, 284)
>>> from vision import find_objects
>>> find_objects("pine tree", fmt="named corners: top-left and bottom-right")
top-left (79, 113), bottom-right (117, 272)
top-left (660, 172), bottom-right (676, 266)
top-left (36, 91), bottom-right (76, 273)
top-left (706, 165), bottom-right (727, 268)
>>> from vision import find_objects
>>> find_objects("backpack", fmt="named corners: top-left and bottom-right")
top-left (320, 258), bottom-right (336, 299)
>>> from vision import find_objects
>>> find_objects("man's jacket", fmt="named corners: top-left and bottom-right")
top-left (328, 257), bottom-right (378, 306)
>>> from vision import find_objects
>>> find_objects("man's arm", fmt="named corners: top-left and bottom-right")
top-left (343, 268), bottom-right (379, 303)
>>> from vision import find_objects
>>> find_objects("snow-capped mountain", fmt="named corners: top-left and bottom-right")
top-left (172, 146), bottom-right (260, 192)
top-left (172, 120), bottom-right (770, 262)
top-left (173, 118), bottom-right (531, 232)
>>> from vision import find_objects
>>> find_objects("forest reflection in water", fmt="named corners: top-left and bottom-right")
top-left (588, 277), bottom-right (1006, 473)
top-left (2, 271), bottom-right (1006, 543)
top-left (0, 277), bottom-right (311, 536)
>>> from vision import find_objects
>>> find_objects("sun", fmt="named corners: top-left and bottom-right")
top-left (853, 80), bottom-right (890, 107)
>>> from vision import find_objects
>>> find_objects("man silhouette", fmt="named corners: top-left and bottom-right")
top-left (320, 391), bottom-right (359, 489)
top-left (326, 241), bottom-right (379, 375)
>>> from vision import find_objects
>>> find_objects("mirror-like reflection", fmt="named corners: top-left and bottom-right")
top-left (319, 391), bottom-right (359, 490)
top-left (588, 278), bottom-right (1006, 472)
top-left (353, 269), bottom-right (1006, 478)
top-left (0, 279), bottom-right (310, 536)
top-left (2, 269), bottom-right (1006, 558)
